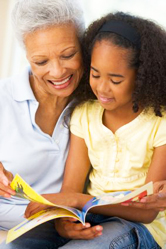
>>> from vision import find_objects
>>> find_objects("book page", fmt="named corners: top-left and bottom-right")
top-left (7, 175), bottom-right (153, 243)
top-left (7, 174), bottom-right (84, 243)
top-left (10, 174), bottom-right (56, 206)
top-left (10, 174), bottom-right (83, 218)
top-left (81, 182), bottom-right (153, 223)
top-left (6, 208), bottom-right (79, 244)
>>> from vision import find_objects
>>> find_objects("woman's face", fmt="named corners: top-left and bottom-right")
top-left (90, 40), bottom-right (136, 113)
top-left (25, 23), bottom-right (83, 98)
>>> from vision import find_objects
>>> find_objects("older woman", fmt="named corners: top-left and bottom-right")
top-left (0, 0), bottom-right (101, 248)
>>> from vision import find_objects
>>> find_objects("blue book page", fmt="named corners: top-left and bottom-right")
top-left (59, 205), bottom-right (84, 221)
top-left (81, 182), bottom-right (153, 223)
top-left (81, 191), bottom-right (131, 223)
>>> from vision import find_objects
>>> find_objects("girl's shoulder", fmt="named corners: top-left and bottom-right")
top-left (74, 100), bottom-right (101, 113)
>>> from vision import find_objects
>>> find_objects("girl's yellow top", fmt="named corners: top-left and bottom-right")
top-left (70, 100), bottom-right (166, 248)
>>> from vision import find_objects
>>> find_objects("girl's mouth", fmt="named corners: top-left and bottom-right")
top-left (98, 96), bottom-right (114, 103)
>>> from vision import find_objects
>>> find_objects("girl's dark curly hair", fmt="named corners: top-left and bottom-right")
top-left (77, 12), bottom-right (166, 116)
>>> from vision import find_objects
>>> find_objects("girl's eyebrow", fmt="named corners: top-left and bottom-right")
top-left (91, 66), bottom-right (124, 78)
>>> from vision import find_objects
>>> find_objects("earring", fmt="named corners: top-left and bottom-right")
top-left (133, 102), bottom-right (139, 112)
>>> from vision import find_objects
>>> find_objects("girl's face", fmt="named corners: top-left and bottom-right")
top-left (90, 40), bottom-right (136, 113)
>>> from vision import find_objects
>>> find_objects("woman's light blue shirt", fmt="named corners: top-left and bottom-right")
top-left (0, 67), bottom-right (71, 230)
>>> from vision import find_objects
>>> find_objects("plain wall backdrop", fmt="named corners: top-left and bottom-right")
top-left (0, 0), bottom-right (166, 79)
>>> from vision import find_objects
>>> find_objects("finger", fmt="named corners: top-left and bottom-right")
top-left (153, 181), bottom-right (166, 194)
top-left (141, 192), bottom-right (166, 206)
top-left (0, 182), bottom-right (15, 197)
top-left (5, 170), bottom-right (14, 183)
top-left (161, 182), bottom-right (166, 192)
top-left (75, 225), bottom-right (103, 240)
top-left (0, 163), bottom-right (9, 186)
top-left (64, 222), bottom-right (103, 239)
top-left (140, 194), bottom-right (158, 203)
top-left (56, 217), bottom-right (78, 222)
top-left (25, 202), bottom-right (39, 218)
top-left (25, 203), bottom-right (48, 218)
top-left (158, 192), bottom-right (166, 199)
top-left (122, 194), bottom-right (165, 210)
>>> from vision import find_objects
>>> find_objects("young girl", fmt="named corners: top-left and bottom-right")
top-left (26, 12), bottom-right (166, 248)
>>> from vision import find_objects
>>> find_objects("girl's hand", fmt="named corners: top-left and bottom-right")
top-left (55, 218), bottom-right (103, 239)
top-left (0, 162), bottom-right (15, 198)
top-left (121, 181), bottom-right (166, 211)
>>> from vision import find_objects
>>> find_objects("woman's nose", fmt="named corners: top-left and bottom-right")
top-left (49, 60), bottom-right (65, 78)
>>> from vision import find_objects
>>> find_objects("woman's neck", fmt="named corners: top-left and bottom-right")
top-left (29, 75), bottom-right (70, 136)
top-left (30, 74), bottom-right (69, 109)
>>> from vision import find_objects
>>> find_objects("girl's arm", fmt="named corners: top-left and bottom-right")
top-left (25, 136), bottom-right (166, 223)
top-left (61, 135), bottom-right (166, 224)
top-left (125, 145), bottom-right (166, 211)
top-left (122, 180), bottom-right (166, 211)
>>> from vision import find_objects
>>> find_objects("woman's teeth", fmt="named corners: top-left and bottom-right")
top-left (50, 75), bottom-right (72, 85)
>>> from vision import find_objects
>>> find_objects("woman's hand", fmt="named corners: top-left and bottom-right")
top-left (25, 193), bottom-right (59, 218)
top-left (122, 181), bottom-right (166, 211)
top-left (25, 201), bottom-right (50, 218)
top-left (25, 193), bottom-right (78, 218)
top-left (0, 162), bottom-right (15, 197)
top-left (55, 218), bottom-right (103, 239)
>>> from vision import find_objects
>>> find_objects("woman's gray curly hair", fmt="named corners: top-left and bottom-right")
top-left (12, 0), bottom-right (85, 48)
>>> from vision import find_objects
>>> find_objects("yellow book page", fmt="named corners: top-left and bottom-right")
top-left (6, 208), bottom-right (79, 244)
top-left (10, 174), bottom-right (55, 206)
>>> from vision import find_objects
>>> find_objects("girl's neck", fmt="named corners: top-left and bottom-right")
top-left (103, 106), bottom-right (143, 134)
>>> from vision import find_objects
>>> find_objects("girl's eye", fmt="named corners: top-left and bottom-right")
top-left (35, 60), bottom-right (47, 66)
top-left (111, 79), bottom-right (122, 85)
top-left (92, 74), bottom-right (100, 79)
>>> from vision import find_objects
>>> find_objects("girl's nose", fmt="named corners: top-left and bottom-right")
top-left (97, 79), bottom-right (111, 93)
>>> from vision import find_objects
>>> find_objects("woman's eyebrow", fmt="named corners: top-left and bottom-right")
top-left (91, 66), bottom-right (124, 78)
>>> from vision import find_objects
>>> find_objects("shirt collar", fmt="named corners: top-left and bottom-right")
top-left (12, 67), bottom-right (76, 112)
top-left (12, 66), bottom-right (36, 102)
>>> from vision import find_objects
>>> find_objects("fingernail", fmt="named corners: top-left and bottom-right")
top-left (121, 203), bottom-right (129, 206)
top-left (85, 223), bottom-right (90, 228)
top-left (97, 232), bottom-right (102, 236)
top-left (140, 198), bottom-right (146, 203)
top-left (96, 226), bottom-right (102, 231)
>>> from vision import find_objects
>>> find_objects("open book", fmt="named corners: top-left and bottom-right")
top-left (6, 174), bottom-right (153, 243)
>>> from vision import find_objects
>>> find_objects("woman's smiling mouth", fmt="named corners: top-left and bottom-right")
top-left (48, 75), bottom-right (73, 89)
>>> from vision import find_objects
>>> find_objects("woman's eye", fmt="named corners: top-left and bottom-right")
top-left (35, 61), bottom-right (47, 66)
top-left (92, 74), bottom-right (100, 79)
top-left (62, 52), bottom-right (76, 59)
